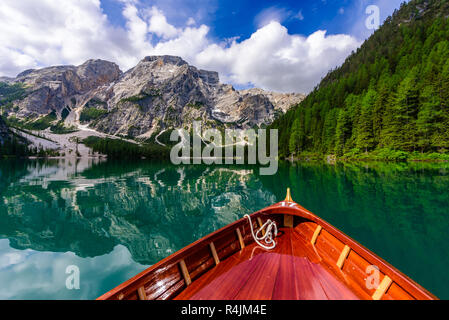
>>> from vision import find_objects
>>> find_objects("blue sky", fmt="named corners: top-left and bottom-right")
top-left (0, 0), bottom-right (407, 93)
top-left (101, 0), bottom-right (406, 42)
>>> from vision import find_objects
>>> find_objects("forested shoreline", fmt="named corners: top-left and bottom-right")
top-left (271, 0), bottom-right (449, 162)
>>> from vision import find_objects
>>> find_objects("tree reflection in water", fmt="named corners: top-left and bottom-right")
top-left (1, 159), bottom-right (449, 299)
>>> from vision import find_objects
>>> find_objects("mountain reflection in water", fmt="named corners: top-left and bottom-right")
top-left (1, 159), bottom-right (449, 299)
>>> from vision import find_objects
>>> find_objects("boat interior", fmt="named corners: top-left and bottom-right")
top-left (98, 194), bottom-right (436, 301)
top-left (174, 224), bottom-right (361, 300)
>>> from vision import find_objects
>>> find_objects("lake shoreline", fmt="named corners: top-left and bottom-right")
top-left (3, 155), bottom-right (449, 164)
top-left (286, 153), bottom-right (449, 164)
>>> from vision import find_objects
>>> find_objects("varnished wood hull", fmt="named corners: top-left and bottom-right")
top-left (98, 194), bottom-right (437, 300)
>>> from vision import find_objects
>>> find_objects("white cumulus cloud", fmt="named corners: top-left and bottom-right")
top-left (195, 22), bottom-right (360, 92)
top-left (0, 0), bottom-right (361, 93)
top-left (147, 6), bottom-right (179, 39)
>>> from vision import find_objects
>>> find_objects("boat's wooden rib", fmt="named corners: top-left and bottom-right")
top-left (97, 189), bottom-right (437, 301)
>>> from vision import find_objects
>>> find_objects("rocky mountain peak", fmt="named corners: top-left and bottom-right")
top-left (131, 55), bottom-right (219, 87)
top-left (141, 55), bottom-right (189, 67)
top-left (76, 59), bottom-right (122, 86)
top-left (16, 69), bottom-right (35, 78)
top-left (1, 55), bottom-right (305, 140)
top-left (15, 60), bottom-right (121, 88)
top-left (7, 60), bottom-right (122, 118)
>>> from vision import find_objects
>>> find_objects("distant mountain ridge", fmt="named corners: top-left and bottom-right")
top-left (0, 56), bottom-right (305, 140)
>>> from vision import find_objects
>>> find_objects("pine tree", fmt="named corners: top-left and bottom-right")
top-left (381, 68), bottom-right (419, 151)
top-left (334, 109), bottom-right (351, 156)
top-left (321, 109), bottom-right (338, 153)
top-left (356, 87), bottom-right (377, 152)
top-left (373, 73), bottom-right (390, 143)
top-left (417, 85), bottom-right (439, 152)
top-left (289, 119), bottom-right (299, 156)
top-left (437, 59), bottom-right (449, 151)
top-left (289, 117), bottom-right (305, 156)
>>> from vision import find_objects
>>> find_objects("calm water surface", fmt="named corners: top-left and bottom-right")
top-left (1, 159), bottom-right (449, 299)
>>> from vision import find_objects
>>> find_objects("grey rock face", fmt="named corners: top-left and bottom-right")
top-left (90, 56), bottom-right (304, 138)
top-left (12, 59), bottom-right (122, 118)
top-left (3, 56), bottom-right (304, 138)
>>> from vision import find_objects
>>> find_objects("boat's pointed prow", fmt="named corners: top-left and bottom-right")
top-left (285, 188), bottom-right (294, 202)
top-left (98, 188), bottom-right (437, 301)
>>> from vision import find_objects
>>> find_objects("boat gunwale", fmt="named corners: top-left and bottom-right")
top-left (97, 201), bottom-right (438, 300)
top-left (258, 202), bottom-right (438, 300)
top-left (97, 211), bottom-right (265, 300)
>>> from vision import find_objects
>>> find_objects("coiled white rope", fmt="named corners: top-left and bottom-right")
top-left (244, 215), bottom-right (278, 250)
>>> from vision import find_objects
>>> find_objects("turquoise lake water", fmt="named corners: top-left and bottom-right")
top-left (0, 159), bottom-right (448, 299)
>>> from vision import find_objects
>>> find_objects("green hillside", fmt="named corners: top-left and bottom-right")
top-left (271, 0), bottom-right (449, 161)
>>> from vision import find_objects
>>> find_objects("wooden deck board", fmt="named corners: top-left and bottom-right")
top-left (290, 228), bottom-right (360, 300)
top-left (174, 228), bottom-right (360, 300)
top-left (313, 264), bottom-right (360, 300)
top-left (272, 229), bottom-right (298, 300)
top-left (291, 229), bottom-right (322, 263)
top-left (232, 251), bottom-right (281, 300)
top-left (174, 255), bottom-right (239, 300)
top-left (175, 242), bottom-right (264, 300)
top-left (287, 228), bottom-right (329, 300)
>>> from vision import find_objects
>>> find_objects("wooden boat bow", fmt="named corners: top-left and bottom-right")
top-left (98, 188), bottom-right (437, 301)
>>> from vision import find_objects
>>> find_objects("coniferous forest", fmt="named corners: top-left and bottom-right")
top-left (271, 0), bottom-right (449, 161)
